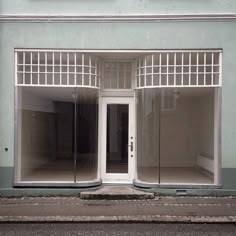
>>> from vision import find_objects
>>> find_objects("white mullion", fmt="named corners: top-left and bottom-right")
top-left (30, 52), bottom-right (33, 85)
top-left (151, 54), bottom-right (154, 86)
top-left (23, 52), bottom-right (25, 85)
top-left (124, 63), bottom-right (126, 89)
top-left (95, 58), bottom-right (98, 88)
top-left (181, 52), bottom-right (184, 86)
top-left (109, 63), bottom-right (112, 89)
top-left (37, 52), bottom-right (40, 85)
top-left (15, 52), bottom-right (18, 85)
top-left (89, 56), bottom-right (92, 87)
top-left (82, 53), bottom-right (84, 86)
top-left (174, 53), bottom-right (176, 86)
top-left (219, 52), bottom-right (222, 86)
top-left (189, 52), bottom-right (191, 86)
top-left (98, 59), bottom-right (101, 88)
top-left (52, 52), bottom-right (55, 85)
top-left (159, 53), bottom-right (161, 86)
top-left (144, 57), bottom-right (147, 87)
top-left (117, 62), bottom-right (119, 89)
top-left (167, 53), bottom-right (169, 86)
top-left (138, 59), bottom-right (141, 88)
top-left (196, 52), bottom-right (199, 86)
top-left (74, 53), bottom-right (77, 85)
top-left (204, 52), bottom-right (206, 85)
top-left (211, 53), bottom-right (214, 86)
top-left (67, 52), bottom-right (69, 86)
top-left (60, 52), bottom-right (62, 86)
top-left (45, 52), bottom-right (48, 85)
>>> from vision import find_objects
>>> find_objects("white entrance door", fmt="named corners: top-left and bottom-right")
top-left (101, 97), bottom-right (135, 183)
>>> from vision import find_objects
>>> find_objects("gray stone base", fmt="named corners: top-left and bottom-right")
top-left (80, 186), bottom-right (155, 200)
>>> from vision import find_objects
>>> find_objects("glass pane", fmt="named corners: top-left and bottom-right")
top-left (136, 88), bottom-right (160, 183)
top-left (18, 87), bottom-right (75, 181)
top-left (160, 88), bottom-right (215, 184)
top-left (76, 88), bottom-right (98, 181)
top-left (106, 104), bottom-right (129, 173)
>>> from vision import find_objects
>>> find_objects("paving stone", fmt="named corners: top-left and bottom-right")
top-left (138, 205), bottom-right (175, 216)
top-left (176, 196), bottom-right (236, 205)
top-left (200, 205), bottom-right (235, 216)
top-left (171, 205), bottom-right (205, 216)
top-left (0, 195), bottom-right (236, 223)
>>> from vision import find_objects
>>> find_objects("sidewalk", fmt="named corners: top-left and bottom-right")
top-left (0, 195), bottom-right (236, 223)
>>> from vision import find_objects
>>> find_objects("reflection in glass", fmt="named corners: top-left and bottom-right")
top-left (106, 104), bottom-right (129, 173)
top-left (18, 87), bottom-right (74, 181)
top-left (160, 88), bottom-right (215, 184)
top-left (17, 87), bottom-right (98, 182)
top-left (136, 87), bottom-right (217, 185)
top-left (136, 89), bottom-right (160, 182)
top-left (76, 89), bottom-right (98, 181)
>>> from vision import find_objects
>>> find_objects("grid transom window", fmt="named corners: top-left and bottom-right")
top-left (103, 62), bottom-right (132, 89)
top-left (16, 50), bottom-right (101, 88)
top-left (136, 50), bottom-right (222, 88)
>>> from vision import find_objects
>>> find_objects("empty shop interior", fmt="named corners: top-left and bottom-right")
top-left (15, 50), bottom-right (221, 186)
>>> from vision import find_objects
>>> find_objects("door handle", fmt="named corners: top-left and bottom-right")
top-left (129, 142), bottom-right (133, 152)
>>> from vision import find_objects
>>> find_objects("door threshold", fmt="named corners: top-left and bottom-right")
top-left (102, 181), bottom-right (133, 185)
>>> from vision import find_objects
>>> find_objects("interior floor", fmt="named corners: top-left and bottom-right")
top-left (22, 160), bottom-right (213, 184)
top-left (106, 161), bottom-right (128, 173)
top-left (138, 167), bottom-right (213, 184)
top-left (22, 159), bottom-right (97, 182)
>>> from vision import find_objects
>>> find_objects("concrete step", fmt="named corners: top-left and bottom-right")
top-left (80, 186), bottom-right (155, 200)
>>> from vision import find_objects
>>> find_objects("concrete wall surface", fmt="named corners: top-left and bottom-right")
top-left (1, 19), bottom-right (236, 191)
top-left (0, 0), bottom-right (236, 15)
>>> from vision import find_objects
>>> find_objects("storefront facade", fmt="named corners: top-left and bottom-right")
top-left (1, 0), bottom-right (236, 194)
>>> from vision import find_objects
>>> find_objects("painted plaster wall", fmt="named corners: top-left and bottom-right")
top-left (0, 21), bottom-right (236, 189)
top-left (0, 0), bottom-right (236, 15)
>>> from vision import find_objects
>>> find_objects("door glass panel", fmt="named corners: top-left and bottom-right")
top-left (106, 104), bottom-right (129, 173)
top-left (136, 88), bottom-right (160, 183)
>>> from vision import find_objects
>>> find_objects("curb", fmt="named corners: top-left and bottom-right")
top-left (0, 215), bottom-right (236, 223)
top-left (80, 193), bottom-right (155, 200)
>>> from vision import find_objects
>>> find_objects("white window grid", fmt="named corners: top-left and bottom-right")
top-left (15, 50), bottom-right (101, 88)
top-left (136, 50), bottom-right (222, 88)
top-left (103, 61), bottom-right (132, 89)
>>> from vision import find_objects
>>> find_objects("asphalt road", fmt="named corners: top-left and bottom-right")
top-left (0, 223), bottom-right (236, 236)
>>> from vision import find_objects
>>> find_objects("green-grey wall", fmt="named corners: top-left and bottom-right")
top-left (1, 0), bottom-right (236, 15)
top-left (1, 21), bottom-right (236, 190)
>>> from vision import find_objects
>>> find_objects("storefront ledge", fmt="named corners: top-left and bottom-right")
top-left (133, 179), bottom-right (236, 196)
top-left (0, 185), bottom-right (103, 197)
top-left (133, 179), bottom-right (221, 189)
top-left (13, 179), bottom-right (102, 188)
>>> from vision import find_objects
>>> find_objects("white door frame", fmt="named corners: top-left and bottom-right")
top-left (101, 97), bottom-right (135, 183)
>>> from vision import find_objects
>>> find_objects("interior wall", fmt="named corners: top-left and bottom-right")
top-left (160, 95), bottom-right (200, 167)
top-left (54, 102), bottom-right (73, 160)
top-left (20, 88), bottom-right (56, 178)
top-left (198, 90), bottom-right (214, 158)
top-left (22, 89), bottom-right (54, 113)
top-left (137, 89), bottom-right (160, 168)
